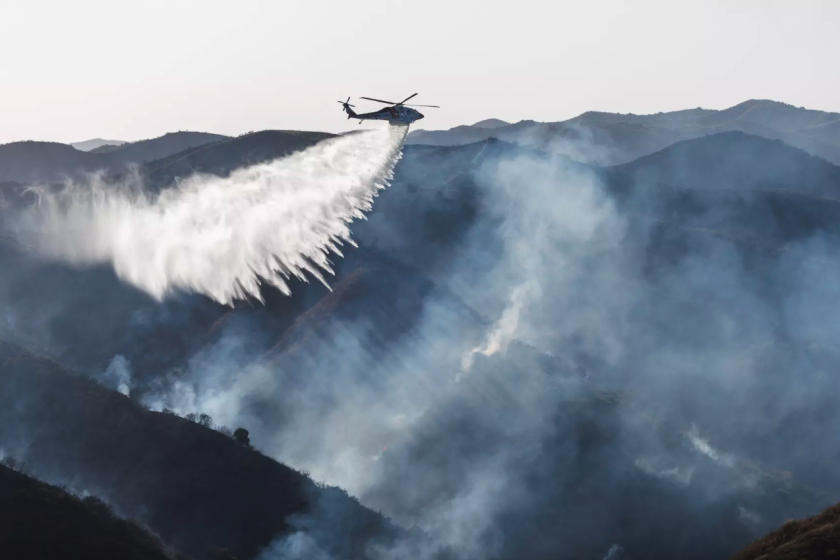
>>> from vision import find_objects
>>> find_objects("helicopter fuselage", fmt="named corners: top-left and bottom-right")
top-left (340, 93), bottom-right (436, 125)
top-left (349, 105), bottom-right (424, 125)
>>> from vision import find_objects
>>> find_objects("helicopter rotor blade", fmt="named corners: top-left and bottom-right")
top-left (404, 104), bottom-right (440, 108)
top-left (360, 96), bottom-right (399, 105)
top-left (397, 93), bottom-right (418, 105)
top-left (397, 93), bottom-right (417, 105)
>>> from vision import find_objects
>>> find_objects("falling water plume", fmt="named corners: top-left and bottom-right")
top-left (15, 124), bottom-right (408, 305)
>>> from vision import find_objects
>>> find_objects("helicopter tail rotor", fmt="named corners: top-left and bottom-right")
top-left (338, 97), bottom-right (357, 118)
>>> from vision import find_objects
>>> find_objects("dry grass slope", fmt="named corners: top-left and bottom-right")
top-left (731, 503), bottom-right (840, 560)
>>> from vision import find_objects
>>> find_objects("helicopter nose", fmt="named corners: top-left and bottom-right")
top-left (417, 112), bottom-right (425, 120)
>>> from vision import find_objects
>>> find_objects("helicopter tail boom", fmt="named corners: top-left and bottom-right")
top-left (338, 97), bottom-right (357, 119)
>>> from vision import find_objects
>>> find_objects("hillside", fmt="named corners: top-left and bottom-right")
top-left (0, 141), bottom-right (103, 183)
top-left (0, 339), bottom-right (403, 560)
top-left (730, 502), bottom-right (840, 560)
top-left (611, 131), bottom-right (840, 195)
top-left (104, 131), bottom-right (230, 167)
top-left (143, 130), bottom-right (334, 188)
top-left (358, 130), bottom-right (840, 490)
top-left (163, 132), bottom-right (840, 557)
top-left (0, 131), bottom-right (229, 183)
top-left (4, 130), bottom-right (838, 393)
top-left (0, 464), bottom-right (185, 560)
top-left (3, 130), bottom-right (840, 559)
top-left (409, 124), bottom-right (512, 150)
top-left (373, 356), bottom-right (824, 560)
top-left (407, 99), bottom-right (840, 165)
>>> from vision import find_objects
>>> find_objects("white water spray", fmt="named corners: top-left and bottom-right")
top-left (15, 125), bottom-right (407, 305)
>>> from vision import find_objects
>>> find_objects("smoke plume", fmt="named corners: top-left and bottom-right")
top-left (138, 133), bottom-right (840, 559)
top-left (5, 126), bottom-right (839, 560)
top-left (100, 354), bottom-right (132, 396)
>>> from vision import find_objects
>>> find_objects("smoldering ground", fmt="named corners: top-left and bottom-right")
top-left (139, 134), bottom-right (840, 559)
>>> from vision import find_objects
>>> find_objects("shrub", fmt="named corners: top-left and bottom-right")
top-left (233, 428), bottom-right (251, 448)
top-left (198, 413), bottom-right (213, 428)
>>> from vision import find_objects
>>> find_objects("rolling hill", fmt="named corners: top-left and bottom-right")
top-left (0, 131), bottom-right (229, 183)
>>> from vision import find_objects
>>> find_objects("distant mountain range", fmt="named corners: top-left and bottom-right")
top-left (408, 99), bottom-right (840, 165)
top-left (1, 131), bottom-right (229, 183)
top-left (71, 138), bottom-right (127, 152)
top-left (8, 99), bottom-right (839, 184)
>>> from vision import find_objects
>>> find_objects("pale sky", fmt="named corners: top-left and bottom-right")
top-left (1, 0), bottom-right (838, 144)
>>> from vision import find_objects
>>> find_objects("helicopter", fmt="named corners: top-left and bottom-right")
top-left (338, 93), bottom-right (439, 125)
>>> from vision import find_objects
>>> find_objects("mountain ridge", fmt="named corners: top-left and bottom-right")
top-left (0, 131), bottom-right (230, 183)
top-left (407, 99), bottom-right (840, 166)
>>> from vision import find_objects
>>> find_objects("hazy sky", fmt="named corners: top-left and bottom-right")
top-left (2, 0), bottom-right (839, 144)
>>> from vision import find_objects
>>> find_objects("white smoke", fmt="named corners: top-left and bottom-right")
top-left (101, 354), bottom-right (132, 396)
top-left (634, 458), bottom-right (694, 486)
top-left (602, 544), bottom-right (624, 560)
top-left (460, 282), bottom-right (533, 374)
top-left (738, 506), bottom-right (762, 526)
top-left (459, 151), bottom-right (626, 375)
top-left (687, 425), bottom-right (735, 468)
top-left (14, 125), bottom-right (407, 305)
top-left (257, 532), bottom-right (334, 560)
